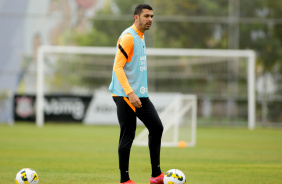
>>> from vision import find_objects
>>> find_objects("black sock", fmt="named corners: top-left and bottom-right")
top-left (151, 165), bottom-right (162, 177)
top-left (120, 170), bottom-right (130, 183)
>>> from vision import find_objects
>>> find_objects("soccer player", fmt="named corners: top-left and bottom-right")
top-left (109, 4), bottom-right (164, 184)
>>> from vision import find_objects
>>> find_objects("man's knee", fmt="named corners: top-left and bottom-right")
top-left (119, 134), bottom-right (135, 149)
top-left (149, 121), bottom-right (163, 135)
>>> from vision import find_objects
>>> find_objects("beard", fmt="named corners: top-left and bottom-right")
top-left (139, 17), bottom-right (151, 30)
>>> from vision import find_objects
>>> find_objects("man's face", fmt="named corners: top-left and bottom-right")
top-left (136, 9), bottom-right (153, 32)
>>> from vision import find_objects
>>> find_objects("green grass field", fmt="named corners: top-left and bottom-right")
top-left (0, 123), bottom-right (282, 184)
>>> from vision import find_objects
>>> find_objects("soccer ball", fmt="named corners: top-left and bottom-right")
top-left (163, 169), bottom-right (186, 184)
top-left (15, 168), bottom-right (39, 184)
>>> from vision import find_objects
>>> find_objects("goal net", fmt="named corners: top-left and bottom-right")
top-left (36, 46), bottom-right (255, 131)
top-left (134, 94), bottom-right (197, 147)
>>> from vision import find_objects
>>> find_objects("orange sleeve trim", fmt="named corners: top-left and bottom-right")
top-left (123, 97), bottom-right (136, 112)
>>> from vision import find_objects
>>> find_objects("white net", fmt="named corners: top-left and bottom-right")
top-left (148, 55), bottom-right (249, 126)
top-left (134, 94), bottom-right (197, 147)
top-left (40, 51), bottom-right (114, 95)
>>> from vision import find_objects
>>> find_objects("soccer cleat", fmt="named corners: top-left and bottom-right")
top-left (120, 179), bottom-right (135, 184)
top-left (150, 172), bottom-right (164, 184)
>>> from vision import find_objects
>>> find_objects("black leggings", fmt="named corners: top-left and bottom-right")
top-left (113, 97), bottom-right (163, 176)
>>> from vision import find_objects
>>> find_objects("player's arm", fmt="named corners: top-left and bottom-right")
top-left (114, 33), bottom-right (134, 95)
top-left (113, 34), bottom-right (142, 108)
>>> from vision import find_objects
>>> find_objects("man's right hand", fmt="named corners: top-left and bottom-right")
top-left (128, 92), bottom-right (142, 108)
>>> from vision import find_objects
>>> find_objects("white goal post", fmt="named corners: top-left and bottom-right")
top-left (37, 46), bottom-right (256, 129)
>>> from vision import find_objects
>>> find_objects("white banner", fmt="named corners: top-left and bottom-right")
top-left (83, 90), bottom-right (179, 125)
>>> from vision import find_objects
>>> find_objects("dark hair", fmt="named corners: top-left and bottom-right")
top-left (134, 4), bottom-right (153, 16)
